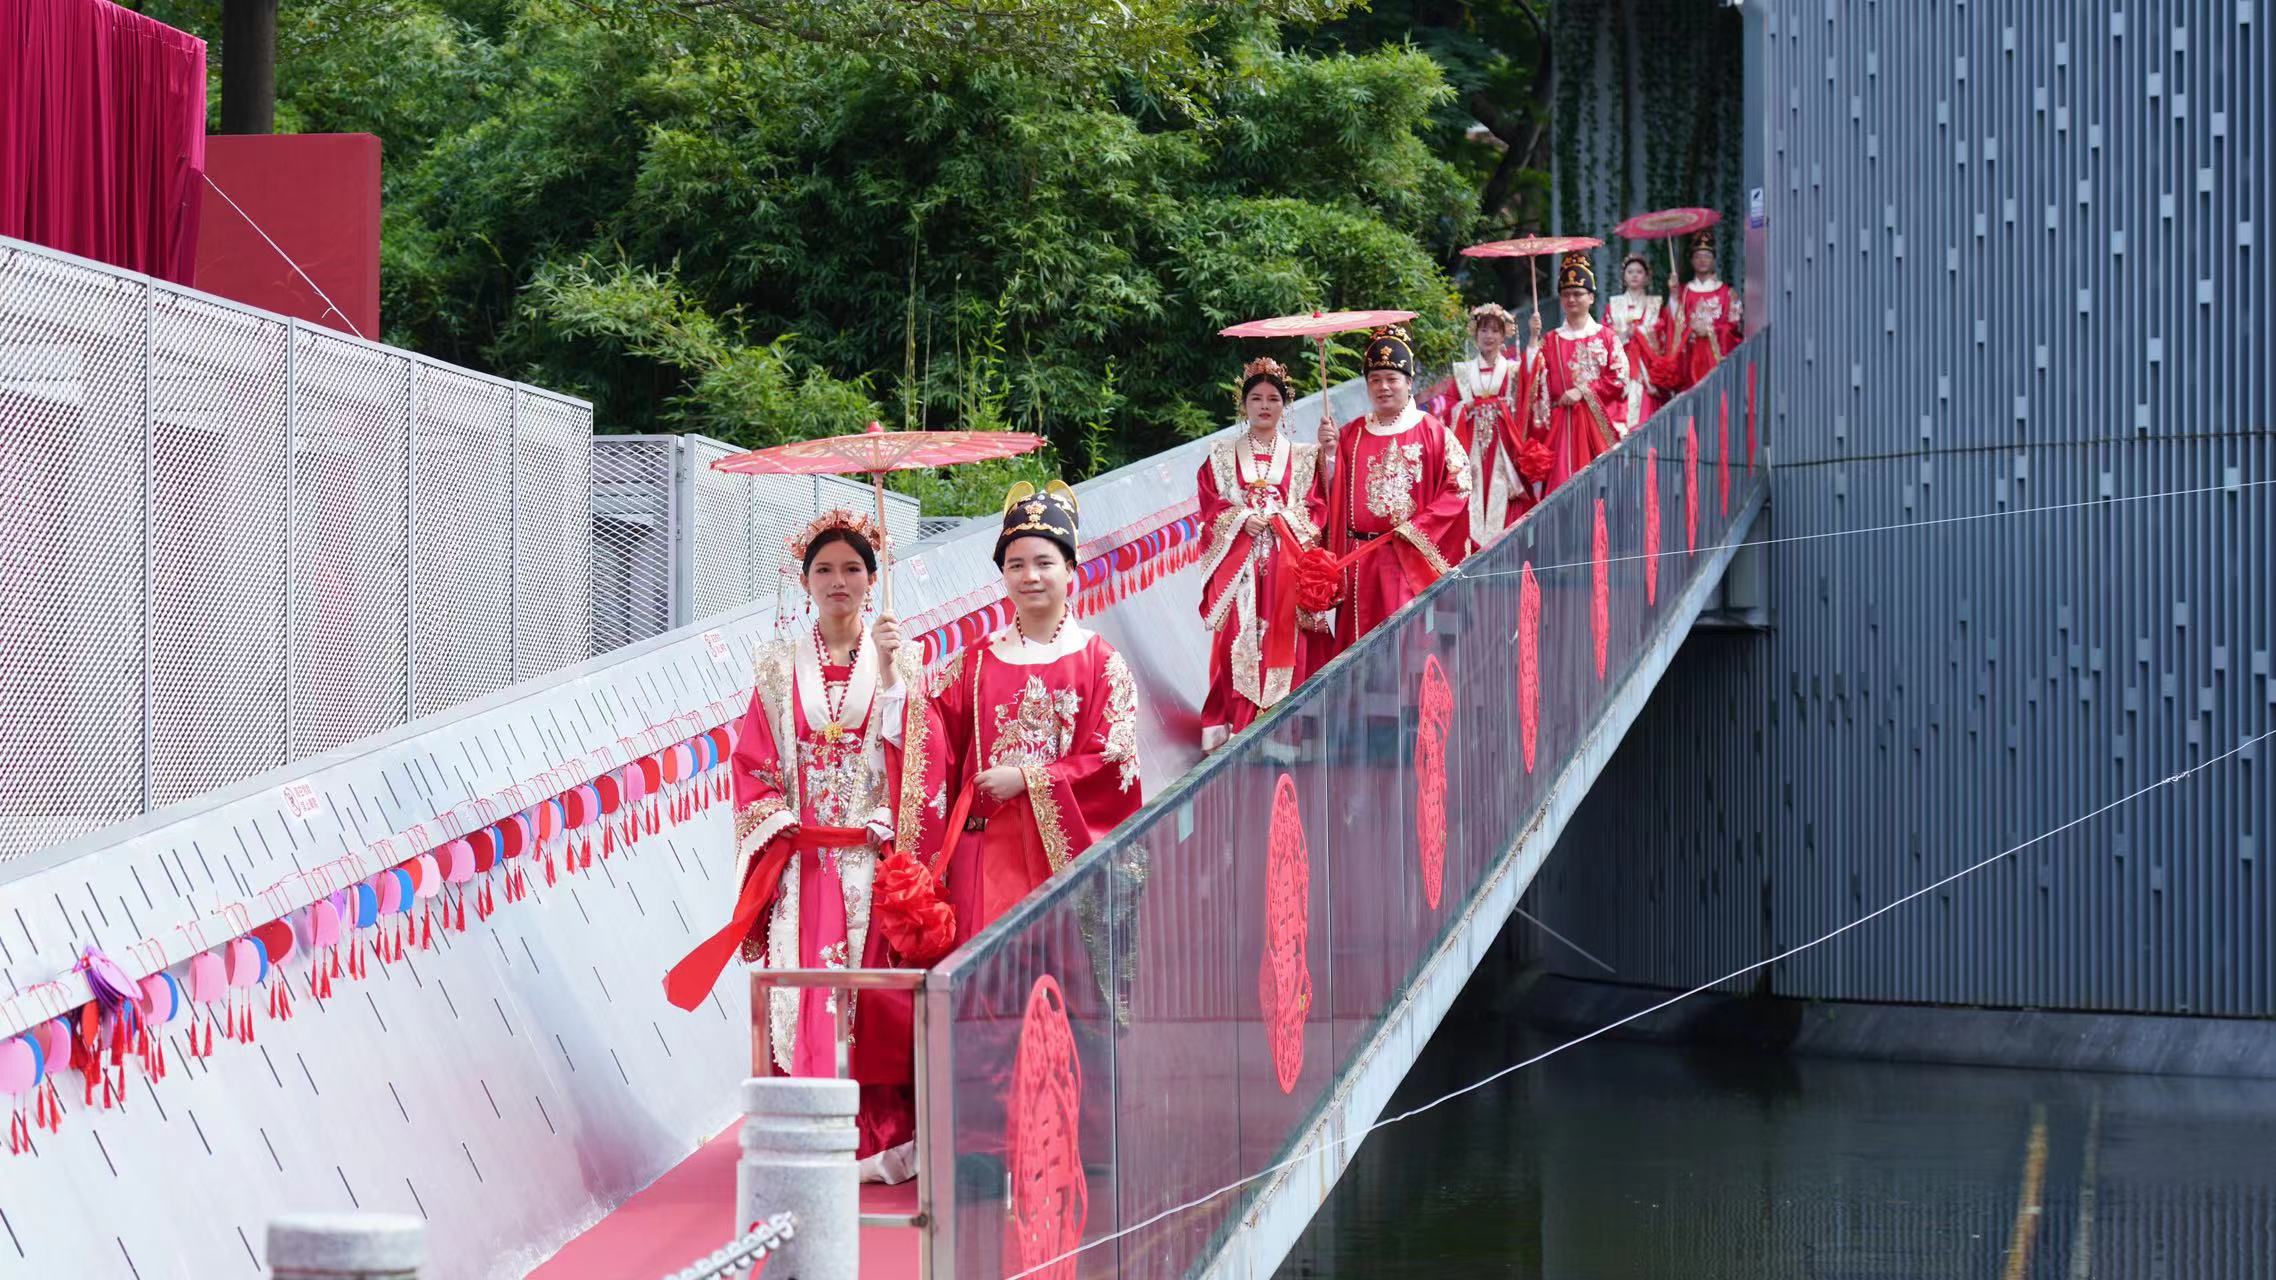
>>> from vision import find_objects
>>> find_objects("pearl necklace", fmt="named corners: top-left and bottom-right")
top-left (1015, 609), bottom-right (1069, 650)
top-left (810, 624), bottom-right (853, 732)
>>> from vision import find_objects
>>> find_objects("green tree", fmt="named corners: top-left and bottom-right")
top-left (157, 0), bottom-right (1500, 511)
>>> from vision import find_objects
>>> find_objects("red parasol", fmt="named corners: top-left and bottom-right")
top-left (1220, 309), bottom-right (1418, 424)
top-left (1614, 207), bottom-right (1723, 279)
top-left (1460, 235), bottom-right (1606, 316)
top-left (713, 422), bottom-right (1046, 609)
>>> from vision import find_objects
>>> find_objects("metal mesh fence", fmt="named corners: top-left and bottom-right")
top-left (514, 391), bottom-right (594, 681)
top-left (584, 435), bottom-right (925, 655)
top-left (413, 366), bottom-right (514, 717)
top-left (0, 236), bottom-right (594, 862)
top-left (589, 437), bottom-right (678, 659)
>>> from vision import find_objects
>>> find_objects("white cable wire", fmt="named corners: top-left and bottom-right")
top-left (200, 173), bottom-right (370, 340)
top-left (1470, 475), bottom-right (2274, 581)
top-left (1002, 724), bottom-right (2275, 1279)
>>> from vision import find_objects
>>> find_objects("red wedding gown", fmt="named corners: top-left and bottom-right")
top-left (1195, 432), bottom-right (1329, 749)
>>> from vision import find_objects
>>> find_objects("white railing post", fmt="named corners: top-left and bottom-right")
top-left (267, 1213), bottom-right (423, 1279)
top-left (737, 1077), bottom-right (859, 1280)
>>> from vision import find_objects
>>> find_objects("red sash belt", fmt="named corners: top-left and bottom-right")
top-left (663, 823), bottom-right (869, 1011)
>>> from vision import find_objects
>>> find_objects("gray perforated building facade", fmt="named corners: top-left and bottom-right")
top-left (1530, 0), bottom-right (2272, 1015)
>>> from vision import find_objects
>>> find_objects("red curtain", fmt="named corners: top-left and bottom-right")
top-left (0, 0), bottom-right (208, 284)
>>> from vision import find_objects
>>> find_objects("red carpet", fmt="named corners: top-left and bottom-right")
top-left (528, 1127), bottom-right (920, 1279)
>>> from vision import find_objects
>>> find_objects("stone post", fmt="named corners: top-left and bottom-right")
top-left (268, 1214), bottom-right (423, 1279)
top-left (737, 1076), bottom-right (858, 1280)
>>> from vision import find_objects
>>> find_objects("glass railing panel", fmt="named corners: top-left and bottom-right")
top-left (938, 338), bottom-right (1769, 1278)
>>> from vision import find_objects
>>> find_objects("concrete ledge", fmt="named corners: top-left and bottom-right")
top-left (1515, 973), bottom-right (2276, 1080)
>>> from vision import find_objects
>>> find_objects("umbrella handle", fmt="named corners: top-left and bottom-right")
top-left (1315, 335), bottom-right (1333, 432)
top-left (873, 471), bottom-right (894, 615)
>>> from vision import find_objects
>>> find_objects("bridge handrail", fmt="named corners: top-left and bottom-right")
top-left (921, 334), bottom-right (1771, 1278)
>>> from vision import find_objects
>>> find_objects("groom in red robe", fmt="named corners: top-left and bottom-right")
top-left (1312, 324), bottom-right (1472, 661)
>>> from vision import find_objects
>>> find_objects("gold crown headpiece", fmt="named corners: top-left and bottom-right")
top-left (789, 508), bottom-right (885, 562)
top-left (1238, 357), bottom-right (1293, 406)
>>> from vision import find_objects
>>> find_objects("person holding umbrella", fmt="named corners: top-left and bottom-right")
top-left (1195, 356), bottom-right (1331, 752)
top-left (1316, 324), bottom-right (1473, 657)
top-left (1524, 251), bottom-right (1630, 493)
top-left (662, 509), bottom-right (941, 1185)
top-left (1670, 227), bottom-right (1743, 385)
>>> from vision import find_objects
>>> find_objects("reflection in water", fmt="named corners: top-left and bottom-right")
top-left (1278, 998), bottom-right (2276, 1279)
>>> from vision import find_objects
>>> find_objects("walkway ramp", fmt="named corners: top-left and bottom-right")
top-left (539, 338), bottom-right (1770, 1280)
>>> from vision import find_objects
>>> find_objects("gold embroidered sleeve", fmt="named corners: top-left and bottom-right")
top-left (1022, 766), bottom-right (1072, 873)
top-left (734, 796), bottom-right (789, 843)
top-left (1442, 428), bottom-right (1473, 497)
top-left (1394, 522), bottom-right (1456, 579)
top-left (1100, 651), bottom-right (1140, 792)
top-left (891, 647), bottom-right (931, 856)
top-left (927, 649), bottom-right (965, 698)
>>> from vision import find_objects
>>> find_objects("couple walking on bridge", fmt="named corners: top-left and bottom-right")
top-left (663, 479), bottom-right (1142, 1184)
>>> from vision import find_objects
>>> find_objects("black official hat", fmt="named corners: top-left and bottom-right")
top-left (1362, 325), bottom-right (1416, 380)
top-left (995, 480), bottom-right (1080, 566)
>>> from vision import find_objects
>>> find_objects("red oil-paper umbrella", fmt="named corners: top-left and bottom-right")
top-left (1614, 207), bottom-right (1723, 283)
top-left (712, 422), bottom-right (1048, 612)
top-left (1221, 307), bottom-right (1423, 627)
top-left (1460, 235), bottom-right (1606, 319)
top-left (1219, 308), bottom-right (1419, 416)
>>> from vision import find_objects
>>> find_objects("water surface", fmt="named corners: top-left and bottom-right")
top-left (1278, 1002), bottom-right (2276, 1278)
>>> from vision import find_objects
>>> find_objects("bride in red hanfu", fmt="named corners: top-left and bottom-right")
top-left (1196, 356), bottom-right (1330, 752)
top-left (1447, 303), bottom-right (1538, 541)
top-left (662, 509), bottom-right (939, 1185)
top-left (1313, 324), bottom-right (1473, 661)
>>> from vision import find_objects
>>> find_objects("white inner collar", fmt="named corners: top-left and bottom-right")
top-left (1686, 277), bottom-right (1724, 293)
top-left (1558, 317), bottom-right (1604, 339)
top-left (1236, 430), bottom-right (1291, 490)
top-left (1362, 403), bottom-right (1425, 437)
top-left (987, 618), bottom-right (1095, 666)
top-left (793, 624), bottom-right (876, 736)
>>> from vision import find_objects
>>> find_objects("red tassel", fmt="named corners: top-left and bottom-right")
top-left (421, 909), bottom-right (433, 950)
top-left (331, 947), bottom-right (343, 980)
top-left (243, 1004), bottom-right (255, 1044)
top-left (601, 827), bottom-right (613, 860)
top-left (154, 1034), bottom-right (167, 1080)
top-left (268, 984), bottom-right (279, 1018)
top-left (456, 894), bottom-right (467, 931)
top-left (545, 853), bottom-right (558, 887)
top-left (580, 839), bottom-right (593, 870)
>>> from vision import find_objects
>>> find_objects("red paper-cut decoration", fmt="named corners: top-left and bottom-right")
top-left (1518, 563), bottom-right (1541, 774)
top-left (1644, 447), bottom-right (1661, 605)
top-left (1718, 391), bottom-right (1732, 517)
top-left (1260, 774), bottom-right (1313, 1094)
top-left (1684, 417), bottom-right (1700, 555)
top-left (1008, 976), bottom-right (1086, 1280)
top-left (1745, 362), bottom-right (1758, 473)
top-left (1415, 657), bottom-right (1453, 912)
top-left (1591, 498), bottom-right (1610, 681)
